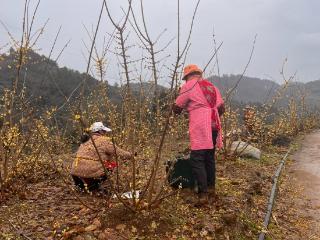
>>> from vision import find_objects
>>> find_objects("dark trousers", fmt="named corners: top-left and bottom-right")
top-left (190, 130), bottom-right (218, 194)
top-left (72, 175), bottom-right (107, 192)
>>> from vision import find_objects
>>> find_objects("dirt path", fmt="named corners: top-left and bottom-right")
top-left (291, 130), bottom-right (320, 236)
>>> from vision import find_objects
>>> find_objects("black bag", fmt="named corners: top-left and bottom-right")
top-left (166, 157), bottom-right (195, 189)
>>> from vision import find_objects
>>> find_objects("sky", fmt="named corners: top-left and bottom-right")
top-left (1, 0), bottom-right (320, 84)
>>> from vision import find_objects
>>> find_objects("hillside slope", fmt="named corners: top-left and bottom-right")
top-left (0, 49), bottom-right (120, 108)
top-left (1, 49), bottom-right (319, 109)
top-left (209, 75), bottom-right (320, 107)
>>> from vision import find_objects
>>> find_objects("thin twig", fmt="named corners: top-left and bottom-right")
top-left (226, 34), bottom-right (257, 102)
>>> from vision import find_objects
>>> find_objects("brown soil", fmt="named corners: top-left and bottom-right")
top-left (2, 134), bottom-right (320, 239)
top-left (0, 153), bottom-right (280, 239)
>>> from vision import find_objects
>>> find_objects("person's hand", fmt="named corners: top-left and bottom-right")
top-left (218, 104), bottom-right (225, 116)
top-left (173, 104), bottom-right (183, 115)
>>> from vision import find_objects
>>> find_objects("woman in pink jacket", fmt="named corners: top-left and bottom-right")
top-left (174, 64), bottom-right (225, 206)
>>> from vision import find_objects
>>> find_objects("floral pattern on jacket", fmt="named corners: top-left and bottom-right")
top-left (71, 134), bottom-right (131, 178)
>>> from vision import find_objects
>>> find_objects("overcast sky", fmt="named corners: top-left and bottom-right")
top-left (1, 0), bottom-right (320, 84)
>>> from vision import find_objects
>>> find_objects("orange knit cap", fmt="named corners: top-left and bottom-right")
top-left (182, 64), bottom-right (203, 80)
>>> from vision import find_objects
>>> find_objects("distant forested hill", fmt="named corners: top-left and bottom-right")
top-left (0, 49), bottom-right (168, 110)
top-left (209, 75), bottom-right (277, 104)
top-left (0, 49), bottom-right (121, 109)
top-left (209, 75), bottom-right (320, 107)
top-left (0, 49), bottom-right (319, 110)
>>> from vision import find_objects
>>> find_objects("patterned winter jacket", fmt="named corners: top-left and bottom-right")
top-left (71, 134), bottom-right (131, 178)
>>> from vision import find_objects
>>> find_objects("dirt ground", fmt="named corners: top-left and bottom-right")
top-left (290, 130), bottom-right (320, 238)
top-left (265, 130), bottom-right (320, 240)
top-left (1, 133), bottom-right (320, 239)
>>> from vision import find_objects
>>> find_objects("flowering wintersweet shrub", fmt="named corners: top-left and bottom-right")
top-left (0, 87), bottom-right (70, 191)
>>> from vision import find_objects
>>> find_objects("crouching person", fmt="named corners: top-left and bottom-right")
top-left (71, 122), bottom-right (132, 192)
